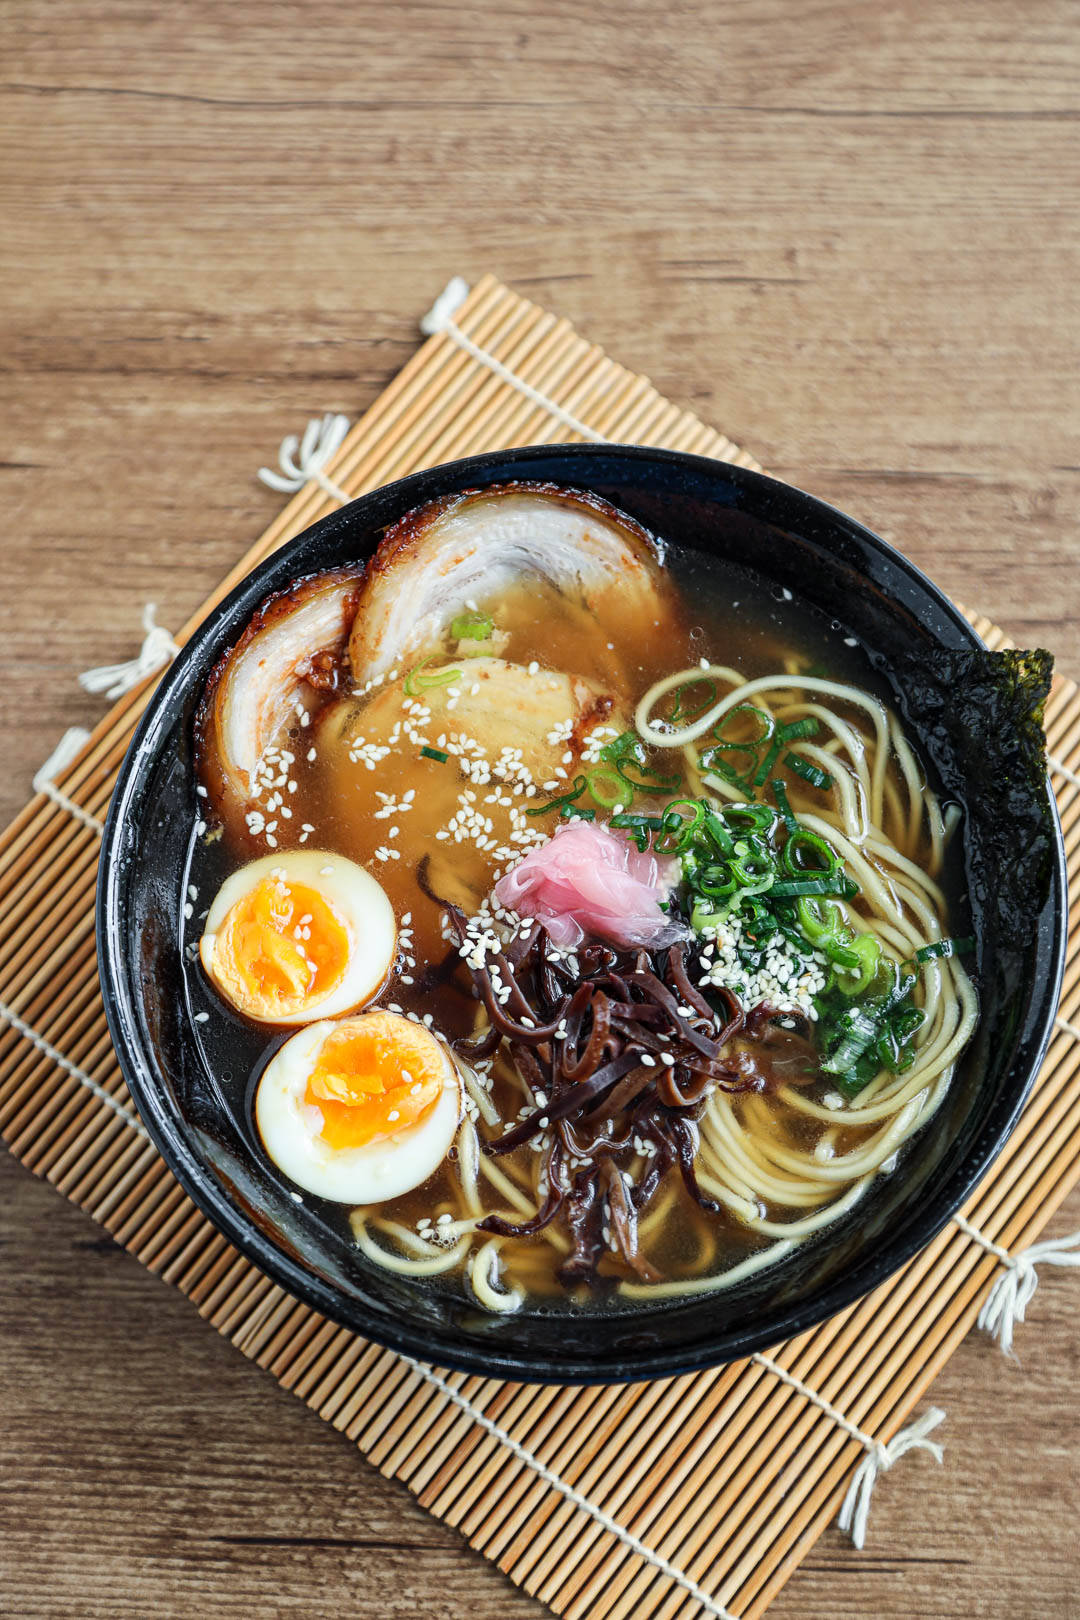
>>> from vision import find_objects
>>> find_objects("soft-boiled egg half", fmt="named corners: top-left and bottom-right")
top-left (200, 851), bottom-right (395, 1025)
top-left (255, 1011), bottom-right (462, 1203)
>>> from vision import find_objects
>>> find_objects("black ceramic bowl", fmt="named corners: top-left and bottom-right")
top-left (97, 445), bottom-right (1067, 1383)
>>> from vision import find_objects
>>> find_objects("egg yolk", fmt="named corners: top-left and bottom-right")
top-left (305, 1014), bottom-right (446, 1149)
top-left (213, 877), bottom-right (349, 1017)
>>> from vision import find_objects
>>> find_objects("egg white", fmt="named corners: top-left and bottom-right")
top-left (255, 1017), bottom-right (463, 1204)
top-left (200, 850), bottom-right (396, 1025)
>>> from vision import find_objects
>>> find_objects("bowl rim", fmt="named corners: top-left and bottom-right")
top-left (96, 443), bottom-right (1069, 1384)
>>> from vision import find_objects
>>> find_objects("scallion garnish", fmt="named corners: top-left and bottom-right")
top-left (420, 745), bottom-right (449, 763)
top-left (404, 655), bottom-right (463, 696)
top-left (781, 826), bottom-right (839, 877)
top-left (610, 810), bottom-right (666, 851)
top-left (668, 676), bottom-right (719, 726)
top-left (526, 775), bottom-right (588, 818)
top-left (451, 611), bottom-right (494, 641)
top-left (779, 717), bottom-right (820, 743)
top-left (770, 777), bottom-right (799, 833)
top-left (769, 874), bottom-right (859, 899)
top-left (585, 766), bottom-right (633, 811)
top-left (599, 730), bottom-right (680, 795)
top-left (785, 753), bottom-right (834, 791)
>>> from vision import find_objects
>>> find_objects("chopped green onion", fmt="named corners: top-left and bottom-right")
top-left (526, 775), bottom-right (588, 818)
top-left (450, 611), bottom-right (494, 641)
top-left (404, 655), bottom-right (463, 696)
top-left (751, 733), bottom-right (785, 789)
top-left (795, 896), bottom-right (842, 942)
top-left (700, 751), bottom-right (757, 793)
top-left (891, 1006), bottom-right (927, 1042)
top-left (822, 1005), bottom-right (882, 1074)
top-left (782, 827), bottom-right (839, 877)
top-left (585, 767), bottom-right (633, 811)
top-left (770, 778), bottom-right (798, 832)
top-left (834, 933), bottom-right (881, 996)
top-left (785, 753), bottom-right (834, 791)
top-left (599, 730), bottom-right (680, 794)
top-left (654, 799), bottom-right (706, 853)
top-left (770, 874), bottom-right (858, 899)
top-left (599, 731), bottom-right (646, 768)
top-left (420, 746), bottom-right (449, 763)
top-left (779, 717), bottom-right (820, 743)
top-left (724, 803), bottom-right (777, 834)
top-left (713, 703), bottom-right (775, 747)
top-left (701, 808), bottom-right (736, 857)
top-left (562, 804), bottom-right (596, 821)
top-left (610, 810), bottom-right (665, 851)
top-left (669, 677), bottom-right (718, 726)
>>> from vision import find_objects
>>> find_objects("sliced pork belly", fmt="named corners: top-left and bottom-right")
top-left (348, 483), bottom-right (674, 686)
top-left (197, 569), bottom-right (364, 826)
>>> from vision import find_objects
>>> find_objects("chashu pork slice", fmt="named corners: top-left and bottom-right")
top-left (348, 483), bottom-right (674, 687)
top-left (197, 569), bottom-right (364, 827)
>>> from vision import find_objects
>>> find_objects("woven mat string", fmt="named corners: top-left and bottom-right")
top-left (751, 1352), bottom-right (944, 1548)
top-left (404, 1358), bottom-right (739, 1620)
top-left (420, 277), bottom-right (611, 444)
top-left (0, 996), bottom-right (147, 1137)
top-left (954, 1213), bottom-right (1080, 1358)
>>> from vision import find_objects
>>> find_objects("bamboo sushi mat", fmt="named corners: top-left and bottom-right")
top-left (4, 273), bottom-right (1080, 1620)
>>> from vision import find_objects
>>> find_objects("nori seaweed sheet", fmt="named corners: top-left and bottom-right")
top-left (889, 648), bottom-right (1056, 996)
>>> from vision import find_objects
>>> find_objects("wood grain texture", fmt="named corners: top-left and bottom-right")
top-left (1, 2), bottom-right (1078, 1616)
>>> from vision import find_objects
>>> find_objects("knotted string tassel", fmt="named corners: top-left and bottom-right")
top-left (420, 275), bottom-right (471, 334)
top-left (258, 411), bottom-right (352, 503)
top-left (78, 604), bottom-right (179, 700)
top-left (956, 1215), bottom-right (1080, 1358)
top-left (836, 1406), bottom-right (946, 1550)
top-left (752, 1352), bottom-right (945, 1549)
top-left (32, 726), bottom-right (91, 794)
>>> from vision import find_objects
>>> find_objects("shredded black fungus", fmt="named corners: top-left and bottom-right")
top-left (446, 918), bottom-right (795, 1286)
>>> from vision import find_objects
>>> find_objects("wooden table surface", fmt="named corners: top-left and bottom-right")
top-left (3, 2), bottom-right (1079, 1615)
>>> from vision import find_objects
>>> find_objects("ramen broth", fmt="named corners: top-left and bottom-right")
top-left (186, 523), bottom-right (976, 1313)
